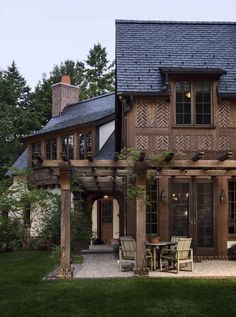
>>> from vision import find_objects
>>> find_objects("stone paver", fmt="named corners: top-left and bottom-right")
top-left (73, 253), bottom-right (236, 278)
top-left (150, 260), bottom-right (236, 278)
top-left (73, 253), bottom-right (133, 278)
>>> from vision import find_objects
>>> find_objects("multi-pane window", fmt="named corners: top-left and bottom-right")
top-left (79, 131), bottom-right (92, 159)
top-left (45, 139), bottom-right (57, 160)
top-left (62, 135), bottom-right (73, 160)
top-left (229, 181), bottom-right (236, 234)
top-left (101, 200), bottom-right (113, 223)
top-left (176, 80), bottom-right (211, 125)
top-left (146, 180), bottom-right (158, 235)
top-left (32, 142), bottom-right (41, 158)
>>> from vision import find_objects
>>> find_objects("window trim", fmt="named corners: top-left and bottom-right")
top-left (173, 79), bottom-right (213, 126)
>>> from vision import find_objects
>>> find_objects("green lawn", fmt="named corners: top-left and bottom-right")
top-left (0, 252), bottom-right (236, 317)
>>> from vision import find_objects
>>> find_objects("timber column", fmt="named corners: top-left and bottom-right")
top-left (59, 161), bottom-right (72, 276)
top-left (135, 160), bottom-right (147, 275)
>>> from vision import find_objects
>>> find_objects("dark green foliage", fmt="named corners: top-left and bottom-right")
top-left (0, 62), bottom-right (39, 170)
top-left (31, 60), bottom-right (86, 126)
top-left (32, 43), bottom-right (114, 125)
top-left (85, 43), bottom-right (115, 98)
top-left (1, 251), bottom-right (236, 317)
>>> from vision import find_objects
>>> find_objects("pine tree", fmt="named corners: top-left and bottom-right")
top-left (0, 62), bottom-right (37, 171)
top-left (85, 43), bottom-right (115, 98)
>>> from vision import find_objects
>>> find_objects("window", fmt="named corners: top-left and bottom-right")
top-left (79, 131), bottom-right (92, 159)
top-left (229, 181), bottom-right (236, 234)
top-left (176, 81), bottom-right (211, 125)
top-left (46, 139), bottom-right (57, 160)
top-left (32, 142), bottom-right (41, 159)
top-left (101, 200), bottom-right (113, 223)
top-left (146, 180), bottom-right (158, 235)
top-left (62, 135), bottom-right (73, 160)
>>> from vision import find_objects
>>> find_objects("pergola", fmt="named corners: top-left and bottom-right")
top-left (38, 151), bottom-right (236, 277)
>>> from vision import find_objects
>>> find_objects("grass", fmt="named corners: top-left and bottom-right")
top-left (0, 251), bottom-right (236, 317)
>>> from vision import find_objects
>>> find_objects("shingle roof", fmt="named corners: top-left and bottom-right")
top-left (116, 20), bottom-right (236, 95)
top-left (24, 92), bottom-right (115, 139)
top-left (95, 131), bottom-right (115, 160)
top-left (6, 150), bottom-right (27, 176)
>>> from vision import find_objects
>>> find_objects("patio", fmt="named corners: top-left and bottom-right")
top-left (73, 253), bottom-right (236, 279)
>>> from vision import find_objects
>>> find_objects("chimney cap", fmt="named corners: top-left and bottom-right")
top-left (61, 75), bottom-right (71, 85)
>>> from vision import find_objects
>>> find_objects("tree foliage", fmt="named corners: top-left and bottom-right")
top-left (0, 62), bottom-right (40, 170)
top-left (32, 43), bottom-right (114, 126)
top-left (0, 43), bottom-right (114, 174)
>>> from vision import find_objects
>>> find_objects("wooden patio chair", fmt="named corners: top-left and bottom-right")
top-left (119, 236), bottom-right (153, 272)
top-left (171, 235), bottom-right (187, 243)
top-left (160, 238), bottom-right (193, 273)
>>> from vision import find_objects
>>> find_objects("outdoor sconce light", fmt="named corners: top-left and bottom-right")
top-left (219, 190), bottom-right (226, 203)
top-left (160, 191), bottom-right (167, 203)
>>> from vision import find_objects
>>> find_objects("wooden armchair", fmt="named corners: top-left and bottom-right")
top-left (119, 236), bottom-right (153, 272)
top-left (160, 238), bottom-right (193, 273)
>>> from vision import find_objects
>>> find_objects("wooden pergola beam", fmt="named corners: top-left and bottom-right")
top-left (42, 159), bottom-right (135, 168)
top-left (218, 151), bottom-right (233, 161)
top-left (191, 151), bottom-right (204, 162)
top-left (159, 169), bottom-right (236, 176)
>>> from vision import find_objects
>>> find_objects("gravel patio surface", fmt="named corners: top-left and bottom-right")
top-left (73, 253), bottom-right (236, 278)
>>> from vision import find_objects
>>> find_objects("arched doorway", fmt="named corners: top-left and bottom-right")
top-left (91, 197), bottom-right (120, 245)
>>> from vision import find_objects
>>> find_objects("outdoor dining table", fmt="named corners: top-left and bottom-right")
top-left (146, 241), bottom-right (177, 271)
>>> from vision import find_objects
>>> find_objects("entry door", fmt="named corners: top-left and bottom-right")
top-left (171, 179), bottom-right (216, 256)
top-left (100, 200), bottom-right (113, 244)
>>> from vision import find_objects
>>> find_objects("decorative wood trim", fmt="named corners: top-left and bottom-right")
top-left (219, 136), bottom-right (230, 151)
top-left (156, 136), bottom-right (169, 150)
top-left (136, 135), bottom-right (149, 150)
top-left (155, 98), bottom-right (169, 127)
top-left (136, 101), bottom-right (148, 127)
top-left (218, 101), bottom-right (231, 128)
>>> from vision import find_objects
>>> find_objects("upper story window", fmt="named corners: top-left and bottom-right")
top-left (176, 81), bottom-right (211, 125)
top-left (79, 131), bottom-right (92, 159)
top-left (46, 139), bottom-right (57, 160)
top-left (62, 135), bottom-right (73, 160)
top-left (32, 142), bottom-right (41, 158)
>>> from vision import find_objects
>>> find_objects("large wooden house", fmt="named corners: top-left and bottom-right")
top-left (11, 20), bottom-right (236, 271)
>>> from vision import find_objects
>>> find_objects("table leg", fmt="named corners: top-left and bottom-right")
top-left (153, 247), bottom-right (156, 271)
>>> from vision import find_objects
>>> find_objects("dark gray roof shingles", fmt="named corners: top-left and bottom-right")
top-left (116, 20), bottom-right (236, 94)
top-left (25, 92), bottom-right (115, 138)
top-left (6, 150), bottom-right (28, 176)
top-left (95, 131), bottom-right (115, 160)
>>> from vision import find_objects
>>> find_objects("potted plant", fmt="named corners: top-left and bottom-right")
top-left (147, 234), bottom-right (160, 244)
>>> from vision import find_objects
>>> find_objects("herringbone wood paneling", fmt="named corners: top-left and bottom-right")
top-left (197, 136), bottom-right (212, 150)
top-left (176, 136), bottom-right (190, 151)
top-left (155, 98), bottom-right (169, 127)
top-left (156, 136), bottom-right (169, 150)
top-left (136, 101), bottom-right (148, 127)
top-left (219, 136), bottom-right (230, 150)
top-left (136, 135), bottom-right (149, 150)
top-left (218, 101), bottom-right (231, 128)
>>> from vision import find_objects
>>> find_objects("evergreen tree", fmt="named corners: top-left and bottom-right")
top-left (85, 43), bottom-right (115, 98)
top-left (0, 62), bottom-right (37, 170)
top-left (31, 44), bottom-right (115, 125)
top-left (32, 60), bottom-right (86, 126)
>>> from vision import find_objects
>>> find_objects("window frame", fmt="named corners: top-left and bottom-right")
top-left (45, 138), bottom-right (57, 160)
top-left (173, 79), bottom-right (213, 127)
top-left (61, 134), bottom-right (74, 160)
top-left (79, 130), bottom-right (92, 160)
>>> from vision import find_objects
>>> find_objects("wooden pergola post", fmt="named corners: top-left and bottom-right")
top-left (135, 161), bottom-right (147, 275)
top-left (59, 161), bottom-right (72, 278)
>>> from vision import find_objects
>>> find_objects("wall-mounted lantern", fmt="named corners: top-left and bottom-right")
top-left (219, 190), bottom-right (226, 203)
top-left (160, 191), bottom-right (167, 203)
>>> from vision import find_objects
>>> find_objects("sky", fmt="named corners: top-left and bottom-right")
top-left (1, 0), bottom-right (236, 89)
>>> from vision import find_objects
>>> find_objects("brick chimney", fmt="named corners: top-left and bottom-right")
top-left (51, 75), bottom-right (79, 117)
